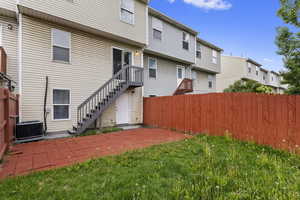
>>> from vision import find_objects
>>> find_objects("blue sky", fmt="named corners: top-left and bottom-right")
top-left (149, 0), bottom-right (287, 72)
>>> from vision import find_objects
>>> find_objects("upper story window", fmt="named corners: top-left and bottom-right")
top-left (182, 32), bottom-right (190, 50)
top-left (52, 29), bottom-right (71, 63)
top-left (212, 50), bottom-right (217, 64)
top-left (192, 71), bottom-right (197, 80)
top-left (196, 43), bottom-right (201, 59)
top-left (248, 63), bottom-right (252, 73)
top-left (263, 74), bottom-right (266, 81)
top-left (53, 89), bottom-right (70, 120)
top-left (256, 66), bottom-right (259, 76)
top-left (208, 75), bottom-right (214, 89)
top-left (152, 17), bottom-right (163, 41)
top-left (121, 0), bottom-right (135, 25)
top-left (148, 57), bottom-right (157, 79)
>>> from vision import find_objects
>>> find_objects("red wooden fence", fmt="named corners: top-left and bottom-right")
top-left (143, 93), bottom-right (300, 152)
top-left (0, 88), bottom-right (18, 160)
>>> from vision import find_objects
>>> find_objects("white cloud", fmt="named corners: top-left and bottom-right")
top-left (263, 58), bottom-right (273, 63)
top-left (167, 0), bottom-right (232, 10)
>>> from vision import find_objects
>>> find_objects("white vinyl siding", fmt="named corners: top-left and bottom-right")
top-left (212, 50), bottom-right (217, 64)
top-left (148, 57), bottom-right (157, 78)
top-left (120, 0), bottom-right (135, 25)
top-left (53, 89), bottom-right (71, 120)
top-left (0, 24), bottom-right (2, 46)
top-left (152, 17), bottom-right (163, 40)
top-left (52, 29), bottom-right (71, 63)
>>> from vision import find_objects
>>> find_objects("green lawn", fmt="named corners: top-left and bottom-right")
top-left (1, 134), bottom-right (300, 200)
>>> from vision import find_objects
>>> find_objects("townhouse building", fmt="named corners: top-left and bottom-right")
top-left (143, 8), bottom-right (222, 97)
top-left (0, 1), bottom-right (223, 135)
top-left (216, 55), bottom-right (286, 93)
top-left (0, 0), bottom-right (149, 135)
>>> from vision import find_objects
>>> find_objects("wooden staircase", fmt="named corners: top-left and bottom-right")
top-left (173, 78), bottom-right (193, 95)
top-left (70, 65), bottom-right (143, 135)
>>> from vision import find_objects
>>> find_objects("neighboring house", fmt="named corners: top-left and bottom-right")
top-left (192, 38), bottom-right (222, 94)
top-left (0, 0), bottom-right (149, 134)
top-left (217, 55), bottom-right (286, 94)
top-left (143, 8), bottom-right (222, 97)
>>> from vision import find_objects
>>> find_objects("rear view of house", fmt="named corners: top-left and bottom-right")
top-left (1, 0), bottom-right (149, 134)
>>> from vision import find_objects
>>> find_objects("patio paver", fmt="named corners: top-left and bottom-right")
top-left (0, 128), bottom-right (191, 179)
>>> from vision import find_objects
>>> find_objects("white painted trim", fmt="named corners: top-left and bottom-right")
top-left (18, 13), bottom-right (23, 121)
top-left (111, 46), bottom-right (134, 75)
top-left (148, 57), bottom-right (157, 79)
top-left (51, 28), bottom-right (71, 64)
top-left (52, 88), bottom-right (71, 121)
top-left (145, 6), bottom-right (149, 46)
top-left (0, 24), bottom-right (2, 47)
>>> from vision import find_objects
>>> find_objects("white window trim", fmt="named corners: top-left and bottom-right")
top-left (148, 57), bottom-right (157, 79)
top-left (52, 88), bottom-right (71, 121)
top-left (196, 43), bottom-right (201, 59)
top-left (51, 28), bottom-right (71, 64)
top-left (120, 0), bottom-right (135, 25)
top-left (212, 50), bottom-right (218, 64)
top-left (208, 75), bottom-right (214, 89)
top-left (153, 28), bottom-right (162, 41)
top-left (176, 66), bottom-right (185, 80)
top-left (111, 46), bottom-right (134, 75)
top-left (0, 24), bottom-right (2, 47)
top-left (182, 32), bottom-right (190, 51)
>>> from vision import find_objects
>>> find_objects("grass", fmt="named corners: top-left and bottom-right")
top-left (1, 134), bottom-right (300, 199)
top-left (79, 127), bottom-right (123, 137)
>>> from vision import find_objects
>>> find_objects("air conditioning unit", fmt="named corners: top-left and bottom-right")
top-left (16, 121), bottom-right (44, 142)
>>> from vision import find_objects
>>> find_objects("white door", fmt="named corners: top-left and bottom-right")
top-left (177, 66), bottom-right (185, 86)
top-left (116, 93), bottom-right (130, 124)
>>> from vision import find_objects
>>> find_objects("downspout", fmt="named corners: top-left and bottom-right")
top-left (43, 76), bottom-right (48, 134)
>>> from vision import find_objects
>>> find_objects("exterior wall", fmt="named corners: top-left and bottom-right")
top-left (216, 56), bottom-right (244, 92)
top-left (0, 0), bottom-right (16, 17)
top-left (18, 0), bottom-right (147, 45)
top-left (0, 16), bottom-right (18, 92)
top-left (146, 15), bottom-right (196, 64)
top-left (195, 42), bottom-right (221, 73)
top-left (143, 54), bottom-right (188, 97)
top-left (20, 16), bottom-right (143, 132)
top-left (244, 61), bottom-right (261, 82)
top-left (192, 71), bottom-right (216, 94)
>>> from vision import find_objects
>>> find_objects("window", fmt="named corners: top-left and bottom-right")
top-left (192, 71), bottom-right (197, 80)
top-left (182, 32), bottom-right (189, 50)
top-left (52, 29), bottom-right (71, 62)
top-left (152, 17), bottom-right (163, 40)
top-left (121, 0), bottom-right (134, 25)
top-left (208, 75), bottom-right (214, 89)
top-left (263, 75), bottom-right (266, 81)
top-left (212, 50), bottom-right (217, 64)
top-left (0, 24), bottom-right (2, 47)
top-left (177, 68), bottom-right (183, 79)
top-left (248, 63), bottom-right (252, 73)
top-left (53, 89), bottom-right (70, 120)
top-left (196, 43), bottom-right (201, 59)
top-left (148, 58), bottom-right (157, 78)
top-left (256, 66), bottom-right (259, 76)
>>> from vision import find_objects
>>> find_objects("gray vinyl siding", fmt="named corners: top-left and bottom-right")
top-left (195, 42), bottom-right (221, 73)
top-left (20, 16), bottom-right (143, 132)
top-left (143, 54), bottom-right (187, 97)
top-left (18, 0), bottom-right (147, 45)
top-left (0, 16), bottom-right (18, 92)
top-left (146, 15), bottom-right (196, 64)
top-left (192, 71), bottom-right (216, 94)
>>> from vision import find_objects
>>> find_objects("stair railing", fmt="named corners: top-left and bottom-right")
top-left (77, 65), bottom-right (143, 126)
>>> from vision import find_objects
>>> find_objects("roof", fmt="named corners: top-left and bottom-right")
top-left (271, 70), bottom-right (280, 75)
top-left (260, 67), bottom-right (268, 72)
top-left (149, 7), bottom-right (198, 35)
top-left (197, 38), bottom-right (223, 52)
top-left (246, 58), bottom-right (262, 67)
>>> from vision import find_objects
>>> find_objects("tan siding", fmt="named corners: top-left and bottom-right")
top-left (21, 16), bottom-right (143, 132)
top-left (192, 71), bottom-right (216, 94)
top-left (195, 43), bottom-right (221, 73)
top-left (0, 0), bottom-right (16, 12)
top-left (0, 16), bottom-right (18, 92)
top-left (19, 0), bottom-right (147, 45)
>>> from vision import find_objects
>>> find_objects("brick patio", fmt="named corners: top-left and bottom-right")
top-left (0, 128), bottom-right (190, 179)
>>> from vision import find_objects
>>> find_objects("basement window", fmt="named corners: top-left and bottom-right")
top-left (52, 29), bottom-right (71, 63)
top-left (53, 89), bottom-right (70, 120)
